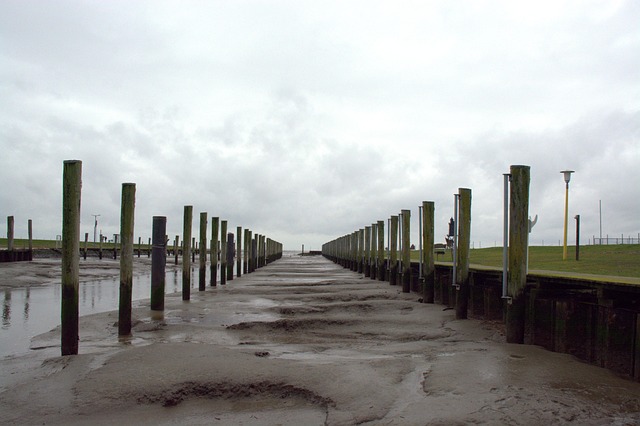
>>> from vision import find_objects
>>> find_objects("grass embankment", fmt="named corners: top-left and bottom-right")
top-left (0, 238), bottom-right (148, 251)
top-left (414, 244), bottom-right (640, 279)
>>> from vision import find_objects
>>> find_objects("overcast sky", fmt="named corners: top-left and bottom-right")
top-left (1, 0), bottom-right (638, 251)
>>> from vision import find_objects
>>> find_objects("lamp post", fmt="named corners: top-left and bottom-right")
top-left (561, 170), bottom-right (574, 260)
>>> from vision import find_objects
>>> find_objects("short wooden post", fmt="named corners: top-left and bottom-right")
top-left (99, 233), bottom-right (103, 259)
top-left (83, 232), bottom-right (88, 260)
top-left (137, 236), bottom-right (142, 258)
top-left (199, 212), bottom-right (207, 291)
top-left (422, 201), bottom-right (435, 303)
top-left (506, 165), bottom-right (531, 344)
top-left (390, 216), bottom-right (398, 285)
top-left (455, 188), bottom-right (471, 319)
top-left (401, 209), bottom-right (411, 293)
top-left (151, 216), bottom-right (166, 311)
top-left (236, 226), bottom-right (242, 277)
top-left (182, 206), bottom-right (193, 300)
top-left (61, 160), bottom-right (81, 355)
top-left (220, 220), bottom-right (227, 284)
top-left (210, 217), bottom-right (219, 286)
top-left (6, 216), bottom-right (14, 252)
top-left (28, 219), bottom-right (33, 259)
top-left (227, 233), bottom-right (235, 280)
top-left (174, 235), bottom-right (179, 265)
top-left (118, 183), bottom-right (136, 336)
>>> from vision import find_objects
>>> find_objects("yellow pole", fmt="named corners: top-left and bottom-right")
top-left (563, 181), bottom-right (569, 260)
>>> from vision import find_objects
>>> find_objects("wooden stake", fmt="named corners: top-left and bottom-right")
top-left (118, 183), bottom-right (136, 336)
top-left (455, 188), bottom-right (471, 319)
top-left (182, 206), bottom-right (193, 300)
top-left (61, 160), bottom-right (81, 355)
top-left (151, 216), bottom-right (166, 311)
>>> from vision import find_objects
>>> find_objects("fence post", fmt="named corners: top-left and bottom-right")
top-left (401, 210), bottom-right (411, 293)
top-left (455, 188), bottom-right (471, 319)
top-left (182, 206), bottom-right (193, 300)
top-left (220, 220), bottom-right (227, 284)
top-left (211, 217), bottom-right (219, 286)
top-left (506, 165), bottom-right (530, 344)
top-left (61, 160), bottom-right (81, 355)
top-left (118, 183), bottom-right (136, 336)
top-left (422, 202), bottom-right (435, 303)
top-left (151, 216), bottom-right (166, 311)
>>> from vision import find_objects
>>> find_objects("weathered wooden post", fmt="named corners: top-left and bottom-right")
top-left (199, 212), bottom-right (207, 291)
top-left (174, 235), bottom-right (179, 265)
top-left (182, 205), bottom-right (193, 300)
top-left (357, 228), bottom-right (364, 273)
top-left (251, 235), bottom-right (257, 272)
top-left (83, 232), bottom-right (88, 260)
top-left (371, 223), bottom-right (378, 280)
top-left (118, 183), bottom-right (136, 336)
top-left (137, 236), bottom-right (142, 258)
top-left (377, 220), bottom-right (385, 281)
top-left (6, 216), bottom-right (14, 252)
top-left (455, 188), bottom-right (472, 319)
top-left (220, 220), bottom-right (227, 284)
top-left (191, 237), bottom-right (196, 263)
top-left (389, 215), bottom-right (398, 286)
top-left (401, 209), bottom-right (411, 293)
top-left (364, 226), bottom-right (371, 277)
top-left (61, 160), bottom-right (81, 355)
top-left (147, 237), bottom-right (151, 258)
top-left (236, 226), bottom-right (242, 277)
top-left (422, 201), bottom-right (435, 303)
top-left (227, 233), bottom-right (234, 281)
top-left (99, 233), bottom-right (103, 259)
top-left (243, 228), bottom-right (249, 274)
top-left (113, 234), bottom-right (118, 260)
top-left (28, 219), bottom-right (33, 259)
top-left (211, 217), bottom-right (219, 286)
top-left (506, 165), bottom-right (530, 343)
top-left (151, 216), bottom-right (166, 311)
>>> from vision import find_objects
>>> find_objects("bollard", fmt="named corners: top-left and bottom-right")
top-left (422, 201), bottom-right (435, 303)
top-left (227, 233), bottom-right (235, 280)
top-left (118, 183), bottom-right (136, 336)
top-left (61, 160), bottom-right (82, 355)
top-left (199, 212), bottom-right (207, 291)
top-left (151, 216), bottom-right (166, 311)
top-left (455, 188), bottom-right (471, 319)
top-left (220, 220), bottom-right (227, 284)
top-left (182, 206), bottom-right (193, 300)
top-left (401, 209), bottom-right (411, 293)
top-left (236, 226), bottom-right (242, 278)
top-left (389, 216), bottom-right (398, 286)
top-left (377, 220), bottom-right (385, 281)
top-left (211, 217), bottom-right (219, 286)
top-left (506, 165), bottom-right (531, 344)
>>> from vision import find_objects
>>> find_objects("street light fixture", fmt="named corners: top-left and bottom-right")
top-left (560, 170), bottom-right (574, 260)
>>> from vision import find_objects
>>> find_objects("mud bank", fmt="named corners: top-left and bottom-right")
top-left (1, 255), bottom-right (639, 425)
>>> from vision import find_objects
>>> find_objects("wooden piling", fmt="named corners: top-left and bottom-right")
top-left (227, 232), bottom-right (234, 281)
top-left (174, 235), bottom-right (180, 265)
top-left (236, 226), bottom-right (242, 277)
top-left (28, 219), bottom-right (33, 256)
top-left (421, 201), bottom-right (435, 303)
top-left (243, 228), bottom-right (249, 274)
top-left (151, 216), bottom-right (166, 311)
top-left (191, 237), bottom-right (196, 263)
top-left (61, 160), bottom-right (81, 356)
top-left (99, 233), bottom-right (103, 259)
top-left (182, 206), bottom-right (193, 300)
top-left (364, 226), bottom-right (371, 277)
top-left (506, 165), bottom-right (531, 343)
top-left (220, 220), bottom-right (227, 285)
top-left (6, 216), bottom-right (14, 251)
top-left (390, 216), bottom-right (398, 286)
top-left (118, 183), bottom-right (136, 336)
top-left (377, 220), bottom-right (385, 281)
top-left (401, 209), bottom-right (411, 293)
top-left (83, 232), bottom-right (88, 260)
top-left (113, 234), bottom-right (118, 260)
top-left (371, 223), bottom-right (378, 280)
top-left (138, 236), bottom-right (142, 258)
top-left (198, 212), bottom-right (207, 291)
top-left (147, 237), bottom-right (151, 258)
top-left (211, 217), bottom-right (219, 286)
top-left (455, 188), bottom-right (471, 319)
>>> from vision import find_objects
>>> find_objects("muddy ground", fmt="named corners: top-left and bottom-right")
top-left (1, 254), bottom-right (639, 425)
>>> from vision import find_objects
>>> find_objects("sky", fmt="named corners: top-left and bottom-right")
top-left (1, 0), bottom-right (638, 251)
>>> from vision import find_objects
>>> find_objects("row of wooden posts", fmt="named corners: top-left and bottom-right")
top-left (60, 160), bottom-right (283, 356)
top-left (322, 165), bottom-right (531, 344)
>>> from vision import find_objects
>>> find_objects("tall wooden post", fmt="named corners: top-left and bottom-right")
top-left (243, 228), bottom-right (249, 274)
top-left (28, 219), bottom-right (33, 258)
top-left (220, 220), bottom-right (227, 284)
top-left (227, 233), bottom-right (234, 281)
top-left (182, 206), bottom-right (193, 300)
top-left (118, 183), bottom-right (136, 336)
top-left (199, 212), bottom-right (207, 291)
top-left (113, 234), bottom-right (118, 260)
top-left (137, 236), bottom-right (142, 258)
top-left (61, 160), bottom-right (81, 355)
top-left (6, 216), bottom-right (14, 252)
top-left (174, 235), bottom-right (179, 265)
top-left (236, 226), bottom-right (242, 277)
top-left (455, 188), bottom-right (472, 319)
top-left (506, 165), bottom-right (530, 343)
top-left (422, 201), bottom-right (435, 303)
top-left (390, 216), bottom-right (398, 286)
top-left (364, 226), bottom-right (371, 277)
top-left (147, 237), bottom-right (151, 258)
top-left (210, 217), bottom-right (219, 286)
top-left (99, 233), bottom-right (103, 259)
top-left (251, 236), bottom-right (257, 272)
top-left (151, 216), bottom-right (166, 311)
top-left (377, 220), bottom-right (385, 281)
top-left (83, 232), bottom-right (88, 260)
top-left (191, 237), bottom-right (196, 263)
top-left (401, 209), bottom-right (411, 293)
top-left (371, 223), bottom-right (377, 279)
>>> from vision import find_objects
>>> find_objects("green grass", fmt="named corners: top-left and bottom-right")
top-left (0, 238), bottom-right (149, 250)
top-left (412, 244), bottom-right (640, 278)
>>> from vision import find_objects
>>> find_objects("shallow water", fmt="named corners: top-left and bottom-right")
top-left (0, 268), bottom-right (188, 358)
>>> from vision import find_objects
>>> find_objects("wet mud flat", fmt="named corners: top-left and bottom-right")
top-left (1, 255), bottom-right (639, 425)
